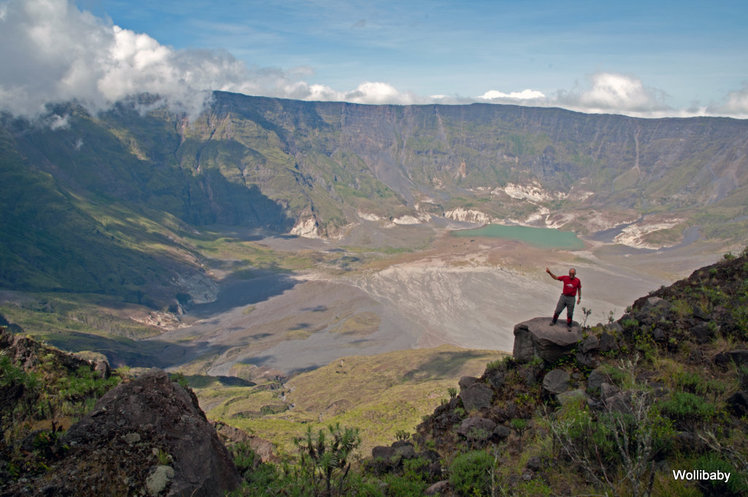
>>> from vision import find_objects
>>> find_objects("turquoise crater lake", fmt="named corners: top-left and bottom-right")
top-left (451, 224), bottom-right (585, 250)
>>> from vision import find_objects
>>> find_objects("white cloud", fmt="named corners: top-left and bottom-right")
top-left (0, 0), bottom-right (208, 118)
top-left (345, 82), bottom-right (418, 105)
top-left (478, 89), bottom-right (546, 101)
top-left (0, 0), bottom-right (427, 120)
top-left (709, 84), bottom-right (748, 118)
top-left (472, 74), bottom-right (677, 117)
top-left (1, 1), bottom-right (746, 121)
top-left (556, 72), bottom-right (671, 116)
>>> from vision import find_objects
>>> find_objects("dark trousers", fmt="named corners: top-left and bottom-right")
top-left (553, 294), bottom-right (576, 324)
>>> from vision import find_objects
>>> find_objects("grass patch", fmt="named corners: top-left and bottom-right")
top-left (194, 345), bottom-right (504, 455)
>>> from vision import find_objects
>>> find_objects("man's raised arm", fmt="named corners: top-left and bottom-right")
top-left (545, 267), bottom-right (558, 280)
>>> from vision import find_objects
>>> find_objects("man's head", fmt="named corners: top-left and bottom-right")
top-left (569, 268), bottom-right (576, 278)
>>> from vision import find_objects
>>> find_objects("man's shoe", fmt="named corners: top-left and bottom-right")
top-left (549, 321), bottom-right (555, 326)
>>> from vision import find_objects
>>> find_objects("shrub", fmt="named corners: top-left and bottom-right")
top-left (228, 461), bottom-right (284, 497)
top-left (547, 386), bottom-right (672, 497)
top-left (57, 366), bottom-right (119, 415)
top-left (293, 423), bottom-right (361, 497)
top-left (597, 364), bottom-right (626, 387)
top-left (694, 453), bottom-right (748, 497)
top-left (394, 430), bottom-right (410, 442)
top-left (449, 450), bottom-right (494, 496)
top-left (621, 317), bottom-right (639, 329)
top-left (382, 458), bottom-right (430, 497)
top-left (659, 392), bottom-right (715, 422)
top-left (485, 359), bottom-right (503, 372)
top-left (675, 371), bottom-right (708, 394)
top-left (231, 442), bottom-right (260, 476)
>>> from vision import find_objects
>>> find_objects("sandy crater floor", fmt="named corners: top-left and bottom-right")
top-left (153, 227), bottom-right (722, 377)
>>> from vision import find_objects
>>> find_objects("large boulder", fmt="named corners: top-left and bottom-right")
top-left (456, 416), bottom-right (497, 441)
top-left (542, 369), bottom-right (571, 396)
top-left (513, 317), bottom-right (582, 363)
top-left (48, 370), bottom-right (242, 497)
top-left (460, 381), bottom-right (494, 412)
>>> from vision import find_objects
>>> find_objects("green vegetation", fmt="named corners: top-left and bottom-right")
top-left (448, 450), bottom-right (494, 496)
top-left (658, 392), bottom-right (717, 424)
top-left (0, 294), bottom-right (158, 340)
top-left (294, 424), bottom-right (362, 497)
top-left (195, 346), bottom-right (503, 456)
top-left (1, 328), bottom-right (121, 482)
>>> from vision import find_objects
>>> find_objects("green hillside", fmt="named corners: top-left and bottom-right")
top-left (189, 346), bottom-right (505, 456)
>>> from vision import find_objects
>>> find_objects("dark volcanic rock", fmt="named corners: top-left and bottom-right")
top-left (691, 322), bottom-right (715, 344)
top-left (714, 349), bottom-right (748, 370)
top-left (542, 369), bottom-right (571, 396)
top-left (598, 332), bottom-right (618, 352)
top-left (372, 445), bottom-right (396, 461)
top-left (575, 350), bottom-right (598, 369)
top-left (460, 382), bottom-right (494, 412)
top-left (425, 480), bottom-right (450, 495)
top-left (458, 376), bottom-right (479, 390)
top-left (457, 416), bottom-right (497, 440)
top-left (726, 391), bottom-right (748, 416)
top-left (392, 440), bottom-right (417, 460)
top-left (586, 367), bottom-right (614, 396)
top-left (513, 317), bottom-right (582, 363)
top-left (213, 421), bottom-right (277, 464)
top-left (580, 335), bottom-right (600, 354)
top-left (1, 327), bottom-right (96, 374)
top-left (493, 425), bottom-right (512, 440)
top-left (51, 370), bottom-right (241, 497)
top-left (485, 369), bottom-right (506, 390)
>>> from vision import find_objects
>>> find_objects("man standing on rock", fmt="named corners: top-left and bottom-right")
top-left (546, 267), bottom-right (581, 329)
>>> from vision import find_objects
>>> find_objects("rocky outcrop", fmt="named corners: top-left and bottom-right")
top-left (15, 371), bottom-right (240, 497)
top-left (290, 216), bottom-right (320, 238)
top-left (405, 254), bottom-right (748, 497)
top-left (459, 376), bottom-right (494, 412)
top-left (213, 421), bottom-right (278, 464)
top-left (0, 326), bottom-right (108, 378)
top-left (512, 317), bottom-right (582, 363)
top-left (367, 440), bottom-right (441, 477)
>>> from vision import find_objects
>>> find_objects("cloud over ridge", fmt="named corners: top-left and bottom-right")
top-left (0, 0), bottom-right (426, 118)
top-left (1, 0), bottom-right (746, 121)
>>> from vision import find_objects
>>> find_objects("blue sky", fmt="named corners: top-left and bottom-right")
top-left (2, 0), bottom-right (748, 118)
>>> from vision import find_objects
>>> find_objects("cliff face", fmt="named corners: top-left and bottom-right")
top-left (195, 95), bottom-right (748, 223)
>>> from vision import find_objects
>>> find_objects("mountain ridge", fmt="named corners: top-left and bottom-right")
top-left (2, 92), bottom-right (746, 305)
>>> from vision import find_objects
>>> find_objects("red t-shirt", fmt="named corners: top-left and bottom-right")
top-left (558, 275), bottom-right (581, 296)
